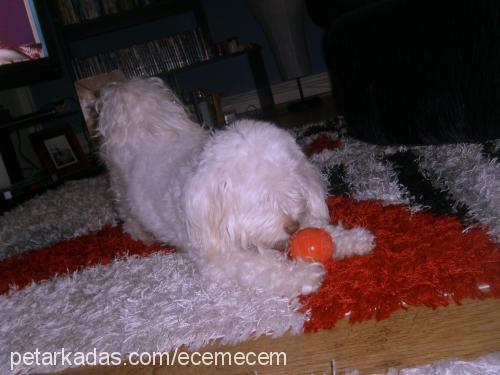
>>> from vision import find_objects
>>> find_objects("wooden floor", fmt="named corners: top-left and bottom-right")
top-left (60, 298), bottom-right (500, 375)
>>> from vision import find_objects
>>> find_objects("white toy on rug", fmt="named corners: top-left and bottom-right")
top-left (96, 77), bottom-right (374, 298)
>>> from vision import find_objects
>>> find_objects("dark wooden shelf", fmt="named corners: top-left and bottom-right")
top-left (0, 108), bottom-right (79, 132)
top-left (60, 0), bottom-right (200, 41)
top-left (165, 49), bottom-right (248, 75)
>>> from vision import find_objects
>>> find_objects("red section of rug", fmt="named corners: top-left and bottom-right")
top-left (304, 134), bottom-right (341, 157)
top-left (0, 225), bottom-right (173, 295)
top-left (301, 196), bottom-right (500, 332)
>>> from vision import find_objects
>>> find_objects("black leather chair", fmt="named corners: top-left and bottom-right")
top-left (307, 0), bottom-right (500, 144)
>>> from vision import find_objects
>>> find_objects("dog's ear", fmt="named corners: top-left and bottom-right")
top-left (184, 176), bottom-right (236, 255)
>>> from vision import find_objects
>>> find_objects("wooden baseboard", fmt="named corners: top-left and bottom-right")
top-left (60, 298), bottom-right (500, 375)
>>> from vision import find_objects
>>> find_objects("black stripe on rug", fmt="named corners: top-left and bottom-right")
top-left (482, 141), bottom-right (500, 161)
top-left (322, 165), bottom-right (351, 196)
top-left (386, 151), bottom-right (469, 221)
top-left (295, 120), bottom-right (336, 141)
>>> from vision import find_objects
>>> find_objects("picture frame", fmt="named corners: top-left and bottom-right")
top-left (29, 124), bottom-right (90, 178)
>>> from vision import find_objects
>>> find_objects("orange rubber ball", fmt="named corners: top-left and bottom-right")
top-left (288, 227), bottom-right (335, 262)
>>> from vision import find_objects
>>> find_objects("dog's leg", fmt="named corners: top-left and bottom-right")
top-left (192, 248), bottom-right (325, 298)
top-left (300, 198), bottom-right (375, 258)
top-left (109, 174), bottom-right (156, 244)
top-left (297, 165), bottom-right (375, 259)
top-left (302, 211), bottom-right (375, 259)
top-left (123, 218), bottom-right (156, 244)
top-left (322, 224), bottom-right (375, 259)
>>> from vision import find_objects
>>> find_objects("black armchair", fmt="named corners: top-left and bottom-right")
top-left (308, 0), bottom-right (500, 144)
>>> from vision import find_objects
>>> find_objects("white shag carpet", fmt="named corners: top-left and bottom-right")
top-left (0, 175), bottom-right (118, 261)
top-left (0, 252), bottom-right (304, 374)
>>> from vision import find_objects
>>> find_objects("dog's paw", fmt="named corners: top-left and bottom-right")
top-left (195, 248), bottom-right (325, 299)
top-left (290, 260), bottom-right (325, 296)
top-left (324, 224), bottom-right (375, 259)
top-left (123, 220), bottom-right (156, 244)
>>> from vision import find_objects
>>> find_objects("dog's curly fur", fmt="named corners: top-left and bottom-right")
top-left (97, 77), bottom-right (374, 298)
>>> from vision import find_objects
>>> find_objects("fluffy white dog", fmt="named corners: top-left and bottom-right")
top-left (97, 78), bottom-right (374, 298)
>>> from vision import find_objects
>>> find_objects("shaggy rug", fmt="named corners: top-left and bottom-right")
top-left (0, 121), bottom-right (499, 374)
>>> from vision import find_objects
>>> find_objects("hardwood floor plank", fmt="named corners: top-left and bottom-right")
top-left (58, 298), bottom-right (500, 375)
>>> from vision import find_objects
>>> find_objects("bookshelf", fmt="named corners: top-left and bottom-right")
top-left (58, 0), bottom-right (210, 42)
top-left (49, 0), bottom-right (274, 112)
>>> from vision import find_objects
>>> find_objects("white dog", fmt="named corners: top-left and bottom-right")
top-left (97, 78), bottom-right (374, 298)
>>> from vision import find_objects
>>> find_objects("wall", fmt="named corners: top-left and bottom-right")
top-left (203, 0), bottom-right (327, 85)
